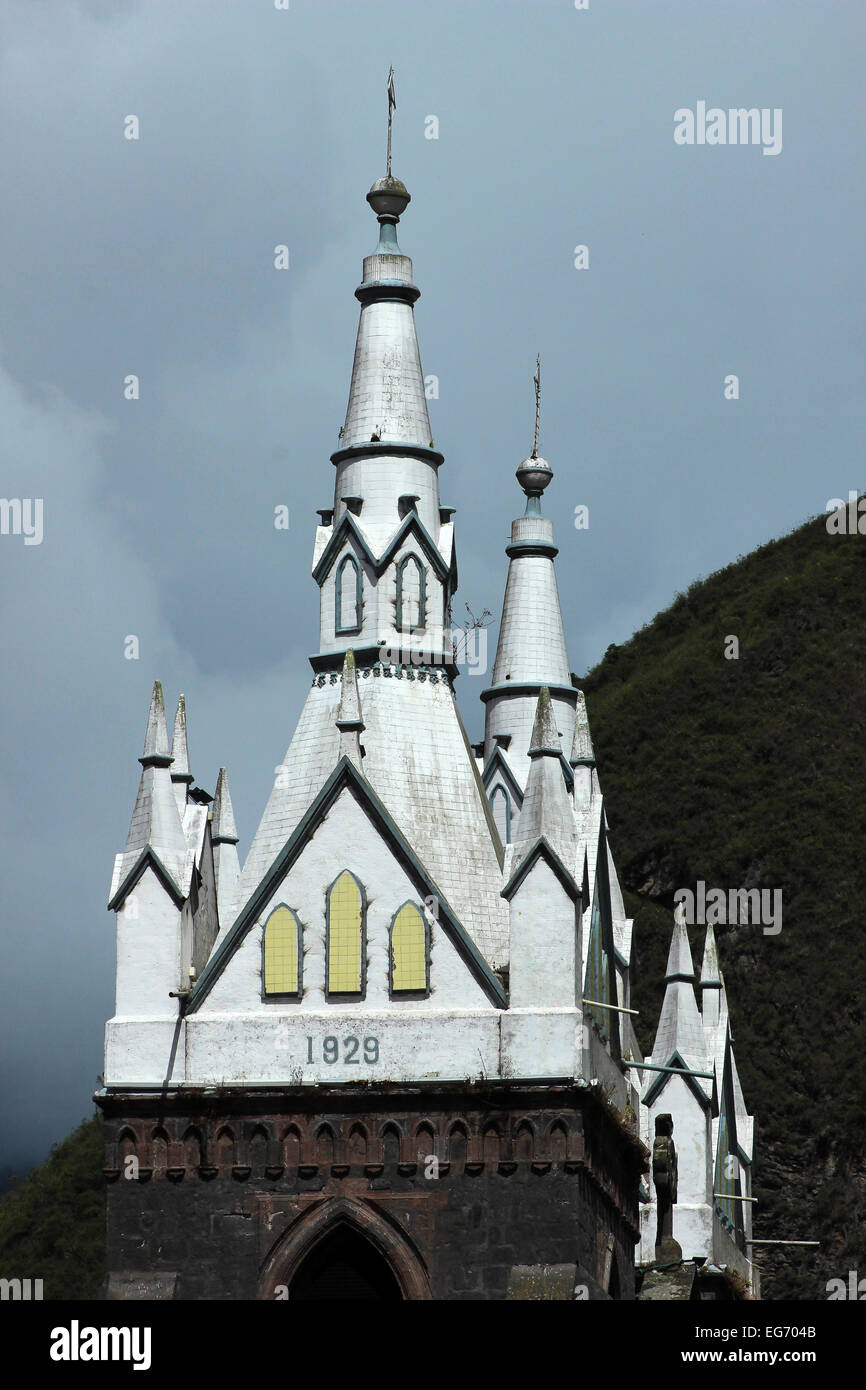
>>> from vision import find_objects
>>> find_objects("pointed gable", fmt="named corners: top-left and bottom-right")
top-left (192, 757), bottom-right (505, 1014)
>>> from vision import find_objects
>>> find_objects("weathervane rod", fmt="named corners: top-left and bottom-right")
top-left (386, 66), bottom-right (396, 177)
top-left (532, 354), bottom-right (541, 458)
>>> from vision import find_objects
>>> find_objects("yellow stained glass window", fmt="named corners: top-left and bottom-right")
top-left (327, 871), bottom-right (364, 994)
top-left (391, 902), bottom-right (428, 993)
top-left (263, 905), bottom-right (301, 995)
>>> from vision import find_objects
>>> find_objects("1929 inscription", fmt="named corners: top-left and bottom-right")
top-left (306, 1035), bottom-right (379, 1064)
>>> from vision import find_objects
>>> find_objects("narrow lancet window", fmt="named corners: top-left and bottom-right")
top-left (263, 904), bottom-right (302, 996)
top-left (490, 784), bottom-right (511, 845)
top-left (326, 870), bottom-right (365, 995)
top-left (336, 554), bottom-right (362, 633)
top-left (396, 555), bottom-right (426, 631)
top-left (390, 902), bottom-right (429, 994)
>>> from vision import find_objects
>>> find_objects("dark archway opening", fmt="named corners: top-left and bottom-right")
top-left (289, 1225), bottom-right (403, 1301)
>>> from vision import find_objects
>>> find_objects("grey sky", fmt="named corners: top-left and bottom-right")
top-left (1, 0), bottom-right (863, 1167)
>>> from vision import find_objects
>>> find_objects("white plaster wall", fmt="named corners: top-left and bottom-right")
top-left (334, 455), bottom-right (440, 547)
top-left (508, 858), bottom-right (579, 1009)
top-left (204, 788), bottom-right (493, 1015)
top-left (114, 868), bottom-right (181, 1018)
top-left (104, 1018), bottom-right (184, 1087)
top-left (186, 1010), bottom-right (502, 1086)
top-left (500, 1009), bottom-right (581, 1079)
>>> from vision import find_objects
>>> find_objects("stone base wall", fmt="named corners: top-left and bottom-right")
top-left (99, 1084), bottom-right (644, 1301)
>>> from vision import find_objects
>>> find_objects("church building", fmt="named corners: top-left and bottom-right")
top-left (98, 114), bottom-right (757, 1301)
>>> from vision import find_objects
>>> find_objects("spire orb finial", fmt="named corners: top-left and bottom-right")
top-left (516, 354), bottom-right (553, 506)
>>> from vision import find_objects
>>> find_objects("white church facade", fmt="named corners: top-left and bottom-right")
top-left (98, 133), bottom-right (757, 1301)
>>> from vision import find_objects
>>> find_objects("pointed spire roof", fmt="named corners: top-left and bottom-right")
top-left (570, 689), bottom-right (596, 766)
top-left (528, 685), bottom-right (561, 755)
top-left (335, 649), bottom-right (365, 767)
top-left (648, 903), bottom-right (710, 1089)
top-left (700, 923), bottom-right (724, 1027)
top-left (211, 767), bottom-right (241, 933)
top-left (170, 693), bottom-right (193, 812)
top-left (333, 91), bottom-right (434, 463)
top-left (665, 900), bottom-right (698, 982)
top-left (141, 679), bottom-right (172, 766)
top-left (512, 688), bottom-right (574, 864)
top-left (211, 767), bottom-right (239, 845)
top-left (111, 681), bottom-right (188, 901)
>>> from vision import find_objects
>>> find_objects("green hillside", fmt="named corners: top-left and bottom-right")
top-left (0, 1116), bottom-right (105, 1300)
top-left (582, 507), bottom-right (866, 1300)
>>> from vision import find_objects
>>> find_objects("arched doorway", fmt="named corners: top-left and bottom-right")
top-left (290, 1225), bottom-right (402, 1301)
top-left (259, 1196), bottom-right (432, 1301)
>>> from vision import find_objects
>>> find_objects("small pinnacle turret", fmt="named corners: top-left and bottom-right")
top-left (570, 690), bottom-right (596, 767)
top-left (335, 649), bottom-right (365, 767)
top-left (170, 694), bottom-right (194, 813)
top-left (211, 767), bottom-right (240, 932)
top-left (111, 681), bottom-right (188, 902)
top-left (512, 687), bottom-right (574, 866)
top-left (649, 903), bottom-right (708, 1071)
top-left (140, 679), bottom-right (172, 767)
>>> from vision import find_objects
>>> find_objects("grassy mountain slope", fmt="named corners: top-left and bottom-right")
top-left (582, 509), bottom-right (866, 1299)
top-left (0, 1115), bottom-right (105, 1299)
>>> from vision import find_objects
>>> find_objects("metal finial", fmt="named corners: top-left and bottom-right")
top-left (386, 67), bottom-right (396, 177)
top-left (532, 353), bottom-right (541, 458)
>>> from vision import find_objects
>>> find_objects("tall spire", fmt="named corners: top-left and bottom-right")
top-left (482, 361), bottom-right (572, 782)
top-left (170, 694), bottom-right (193, 813)
top-left (332, 75), bottom-right (433, 479)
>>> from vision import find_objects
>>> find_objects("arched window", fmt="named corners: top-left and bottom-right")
top-left (396, 555), bottom-right (426, 632)
top-left (336, 554), bottom-right (362, 634)
top-left (389, 902), bottom-right (429, 994)
top-left (489, 784), bottom-right (511, 844)
top-left (262, 904), bottom-right (302, 996)
top-left (326, 871), bottom-right (365, 996)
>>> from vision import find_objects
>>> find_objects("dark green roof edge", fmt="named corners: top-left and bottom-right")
top-left (312, 509), bottom-right (450, 587)
top-left (107, 846), bottom-right (185, 912)
top-left (481, 747), bottom-right (525, 807)
top-left (480, 682), bottom-right (578, 705)
top-left (643, 1049), bottom-right (715, 1111)
top-left (501, 835), bottom-right (581, 904)
top-left (330, 440), bottom-right (443, 467)
top-left (187, 756), bottom-right (506, 1013)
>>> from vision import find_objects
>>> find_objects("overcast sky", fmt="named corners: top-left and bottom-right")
top-left (1, 0), bottom-right (863, 1169)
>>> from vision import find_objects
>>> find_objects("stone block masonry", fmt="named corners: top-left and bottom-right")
top-left (100, 1083), bottom-right (645, 1301)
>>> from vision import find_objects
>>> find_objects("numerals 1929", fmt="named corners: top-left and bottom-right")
top-left (306, 1035), bottom-right (379, 1065)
